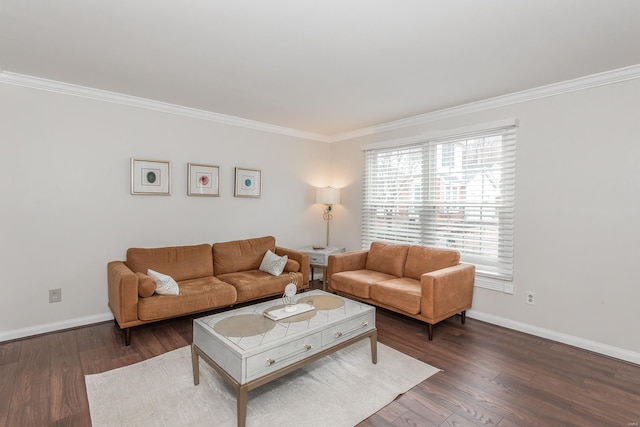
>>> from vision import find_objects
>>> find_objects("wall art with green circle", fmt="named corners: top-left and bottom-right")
top-left (234, 167), bottom-right (261, 198)
top-left (131, 158), bottom-right (171, 195)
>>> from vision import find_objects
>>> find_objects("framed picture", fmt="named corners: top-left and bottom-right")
top-left (130, 158), bottom-right (171, 195)
top-left (234, 167), bottom-right (261, 198)
top-left (188, 163), bottom-right (220, 196)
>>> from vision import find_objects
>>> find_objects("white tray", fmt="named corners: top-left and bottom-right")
top-left (263, 303), bottom-right (315, 321)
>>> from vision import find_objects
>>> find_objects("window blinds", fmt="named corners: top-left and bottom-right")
top-left (362, 123), bottom-right (517, 282)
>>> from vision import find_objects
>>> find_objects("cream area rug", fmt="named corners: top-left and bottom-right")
top-left (85, 339), bottom-right (440, 427)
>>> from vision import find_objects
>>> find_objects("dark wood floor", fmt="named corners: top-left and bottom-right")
top-left (1, 283), bottom-right (639, 426)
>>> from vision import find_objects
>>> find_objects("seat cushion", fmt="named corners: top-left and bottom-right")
top-left (330, 269), bottom-right (398, 299)
top-left (126, 244), bottom-right (213, 281)
top-left (365, 242), bottom-right (410, 277)
top-left (217, 270), bottom-right (304, 302)
top-left (404, 245), bottom-right (460, 280)
top-left (137, 276), bottom-right (237, 321)
top-left (370, 278), bottom-right (422, 315)
top-left (213, 236), bottom-right (276, 275)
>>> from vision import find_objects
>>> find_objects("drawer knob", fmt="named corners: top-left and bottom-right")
top-left (361, 321), bottom-right (369, 327)
top-left (265, 358), bottom-right (275, 366)
top-left (304, 344), bottom-right (313, 350)
top-left (334, 331), bottom-right (343, 338)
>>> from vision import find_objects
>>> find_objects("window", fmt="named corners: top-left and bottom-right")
top-left (362, 120), bottom-right (517, 289)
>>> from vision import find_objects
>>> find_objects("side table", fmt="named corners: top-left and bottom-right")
top-left (299, 246), bottom-right (346, 291)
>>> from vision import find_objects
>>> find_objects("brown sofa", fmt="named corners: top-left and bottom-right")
top-left (328, 242), bottom-right (475, 340)
top-left (108, 236), bottom-right (309, 345)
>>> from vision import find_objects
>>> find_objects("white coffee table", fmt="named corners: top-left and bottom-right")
top-left (192, 290), bottom-right (377, 427)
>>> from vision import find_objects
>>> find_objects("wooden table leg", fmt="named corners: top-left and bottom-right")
top-left (237, 384), bottom-right (248, 427)
top-left (370, 330), bottom-right (378, 364)
top-left (191, 343), bottom-right (200, 385)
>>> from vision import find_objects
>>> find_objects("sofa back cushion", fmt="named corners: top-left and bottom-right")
top-left (213, 236), bottom-right (276, 275)
top-left (126, 244), bottom-right (213, 282)
top-left (365, 242), bottom-right (410, 277)
top-left (404, 245), bottom-right (460, 280)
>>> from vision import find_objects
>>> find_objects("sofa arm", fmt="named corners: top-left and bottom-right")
top-left (420, 263), bottom-right (475, 323)
top-left (107, 261), bottom-right (140, 327)
top-left (327, 250), bottom-right (368, 288)
top-left (275, 246), bottom-right (310, 286)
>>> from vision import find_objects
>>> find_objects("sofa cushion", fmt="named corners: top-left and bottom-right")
top-left (137, 277), bottom-right (237, 321)
top-left (365, 242), bottom-right (410, 277)
top-left (126, 244), bottom-right (213, 281)
top-left (213, 236), bottom-right (276, 275)
top-left (147, 269), bottom-right (180, 295)
top-left (404, 245), bottom-right (460, 280)
top-left (259, 250), bottom-right (288, 276)
top-left (135, 272), bottom-right (156, 298)
top-left (370, 278), bottom-right (422, 315)
top-left (330, 270), bottom-right (398, 299)
top-left (217, 270), bottom-right (304, 302)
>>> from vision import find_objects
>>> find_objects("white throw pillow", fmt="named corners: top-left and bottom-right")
top-left (259, 250), bottom-right (288, 276)
top-left (147, 269), bottom-right (180, 295)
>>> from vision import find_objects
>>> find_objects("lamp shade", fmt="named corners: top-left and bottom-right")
top-left (316, 187), bottom-right (340, 205)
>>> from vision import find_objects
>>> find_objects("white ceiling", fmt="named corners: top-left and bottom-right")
top-left (1, 0), bottom-right (639, 138)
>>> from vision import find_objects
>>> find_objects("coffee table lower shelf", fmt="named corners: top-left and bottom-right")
top-left (191, 329), bottom-right (377, 427)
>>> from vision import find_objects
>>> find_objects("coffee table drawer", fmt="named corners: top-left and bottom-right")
top-left (322, 312), bottom-right (375, 345)
top-left (246, 332), bottom-right (322, 378)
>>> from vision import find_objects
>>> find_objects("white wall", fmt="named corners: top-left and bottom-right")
top-left (3, 77), bottom-right (639, 364)
top-left (329, 78), bottom-right (640, 363)
top-left (0, 83), bottom-right (331, 340)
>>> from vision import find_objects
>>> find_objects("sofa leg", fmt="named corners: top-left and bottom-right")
top-left (124, 327), bottom-right (131, 346)
top-left (427, 324), bottom-right (433, 341)
top-left (461, 310), bottom-right (466, 324)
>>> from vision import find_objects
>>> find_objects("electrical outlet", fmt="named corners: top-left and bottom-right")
top-left (526, 291), bottom-right (535, 305)
top-left (49, 288), bottom-right (62, 303)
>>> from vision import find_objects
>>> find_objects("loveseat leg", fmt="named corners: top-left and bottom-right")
top-left (124, 327), bottom-right (131, 346)
top-left (427, 324), bottom-right (433, 341)
top-left (461, 310), bottom-right (466, 324)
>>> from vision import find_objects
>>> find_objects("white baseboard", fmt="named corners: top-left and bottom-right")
top-left (0, 312), bottom-right (114, 343)
top-left (467, 310), bottom-right (640, 366)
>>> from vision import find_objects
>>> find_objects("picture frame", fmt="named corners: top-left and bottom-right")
top-left (188, 163), bottom-right (220, 197)
top-left (234, 167), bottom-right (262, 198)
top-left (130, 158), bottom-right (171, 195)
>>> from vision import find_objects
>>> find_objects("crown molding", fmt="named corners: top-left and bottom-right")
top-left (0, 71), bottom-right (332, 143)
top-left (328, 63), bottom-right (640, 142)
top-left (2, 64), bottom-right (639, 144)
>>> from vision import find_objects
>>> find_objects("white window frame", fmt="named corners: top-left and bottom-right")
top-left (361, 119), bottom-right (518, 293)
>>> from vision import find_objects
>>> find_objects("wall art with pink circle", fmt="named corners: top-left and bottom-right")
top-left (188, 163), bottom-right (220, 196)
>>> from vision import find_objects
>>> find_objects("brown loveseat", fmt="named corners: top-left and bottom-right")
top-left (108, 236), bottom-right (309, 345)
top-left (328, 242), bottom-right (475, 340)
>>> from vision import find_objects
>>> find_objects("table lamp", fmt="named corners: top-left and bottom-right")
top-left (316, 186), bottom-right (340, 248)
